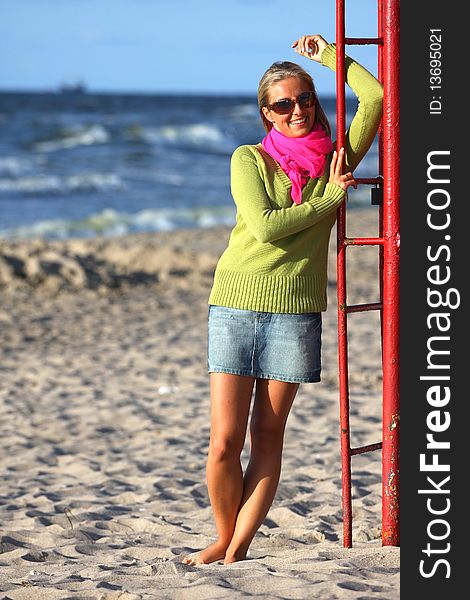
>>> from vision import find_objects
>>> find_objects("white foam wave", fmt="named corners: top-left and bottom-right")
top-left (0, 156), bottom-right (33, 177)
top-left (153, 171), bottom-right (185, 186)
top-left (143, 123), bottom-right (237, 154)
top-left (224, 104), bottom-right (259, 119)
top-left (0, 206), bottom-right (236, 240)
top-left (34, 125), bottom-right (110, 152)
top-left (0, 172), bottom-right (123, 195)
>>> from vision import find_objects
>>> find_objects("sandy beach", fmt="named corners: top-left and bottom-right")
top-left (0, 206), bottom-right (399, 599)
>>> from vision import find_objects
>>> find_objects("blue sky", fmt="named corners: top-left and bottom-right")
top-left (1, 0), bottom-right (380, 95)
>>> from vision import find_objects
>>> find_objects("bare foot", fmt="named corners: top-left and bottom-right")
top-left (182, 542), bottom-right (228, 566)
top-left (224, 550), bottom-right (246, 564)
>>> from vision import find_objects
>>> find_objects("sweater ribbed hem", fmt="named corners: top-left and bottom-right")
top-left (208, 269), bottom-right (328, 313)
top-left (321, 44), bottom-right (338, 70)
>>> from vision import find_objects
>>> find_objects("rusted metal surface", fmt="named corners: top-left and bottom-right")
top-left (381, 0), bottom-right (400, 548)
top-left (346, 302), bottom-right (382, 314)
top-left (345, 37), bottom-right (383, 45)
top-left (351, 441), bottom-right (383, 456)
top-left (335, 0), bottom-right (353, 550)
top-left (335, 0), bottom-right (399, 549)
top-left (355, 176), bottom-right (383, 185)
top-left (344, 237), bottom-right (384, 245)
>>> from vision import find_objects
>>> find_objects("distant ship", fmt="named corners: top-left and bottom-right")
top-left (58, 81), bottom-right (87, 95)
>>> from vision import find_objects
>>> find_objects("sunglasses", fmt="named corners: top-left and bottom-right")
top-left (267, 91), bottom-right (316, 115)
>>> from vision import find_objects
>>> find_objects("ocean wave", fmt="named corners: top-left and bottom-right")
top-left (33, 124), bottom-right (110, 152)
top-left (0, 156), bottom-right (33, 177)
top-left (0, 172), bottom-right (123, 195)
top-left (152, 171), bottom-right (185, 186)
top-left (142, 123), bottom-right (237, 155)
top-left (0, 206), bottom-right (237, 240)
top-left (223, 104), bottom-right (259, 119)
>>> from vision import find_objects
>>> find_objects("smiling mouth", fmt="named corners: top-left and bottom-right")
top-left (289, 117), bottom-right (307, 125)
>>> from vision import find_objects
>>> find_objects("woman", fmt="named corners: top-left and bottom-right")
top-left (184, 34), bottom-right (383, 565)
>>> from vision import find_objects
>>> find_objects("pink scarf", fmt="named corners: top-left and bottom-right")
top-left (262, 123), bottom-right (333, 204)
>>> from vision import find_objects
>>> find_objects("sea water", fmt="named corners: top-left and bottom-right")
top-left (0, 91), bottom-right (378, 240)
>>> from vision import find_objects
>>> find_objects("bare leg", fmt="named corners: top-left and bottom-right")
top-left (183, 373), bottom-right (254, 565)
top-left (224, 378), bottom-right (299, 563)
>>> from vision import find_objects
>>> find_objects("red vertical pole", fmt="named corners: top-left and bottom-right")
top-left (335, 0), bottom-right (352, 549)
top-left (381, 0), bottom-right (400, 546)
top-left (378, 0), bottom-right (385, 334)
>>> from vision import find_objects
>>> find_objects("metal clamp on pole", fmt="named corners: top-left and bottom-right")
top-left (371, 185), bottom-right (383, 206)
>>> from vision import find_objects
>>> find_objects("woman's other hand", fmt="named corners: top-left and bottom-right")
top-left (329, 148), bottom-right (357, 191)
top-left (291, 34), bottom-right (329, 62)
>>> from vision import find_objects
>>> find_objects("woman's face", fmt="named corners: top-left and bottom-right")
top-left (263, 76), bottom-right (315, 138)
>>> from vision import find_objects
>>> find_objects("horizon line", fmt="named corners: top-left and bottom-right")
top-left (0, 86), bottom-right (350, 98)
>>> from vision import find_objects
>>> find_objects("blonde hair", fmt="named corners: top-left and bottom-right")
top-left (257, 61), bottom-right (331, 136)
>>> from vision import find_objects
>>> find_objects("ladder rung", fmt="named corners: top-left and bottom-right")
top-left (350, 442), bottom-right (382, 456)
top-left (344, 237), bottom-right (384, 246)
top-left (355, 177), bottom-right (383, 185)
top-left (345, 37), bottom-right (383, 46)
top-left (346, 302), bottom-right (382, 314)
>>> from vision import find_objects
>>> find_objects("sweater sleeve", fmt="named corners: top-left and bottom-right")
top-left (231, 146), bottom-right (345, 244)
top-left (321, 44), bottom-right (383, 172)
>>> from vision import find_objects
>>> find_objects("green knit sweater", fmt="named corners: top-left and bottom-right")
top-left (208, 44), bottom-right (383, 313)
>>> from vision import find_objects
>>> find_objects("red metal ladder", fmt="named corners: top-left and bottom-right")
top-left (335, 0), bottom-right (400, 547)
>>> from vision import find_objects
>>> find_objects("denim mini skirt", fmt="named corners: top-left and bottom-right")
top-left (208, 305), bottom-right (322, 383)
